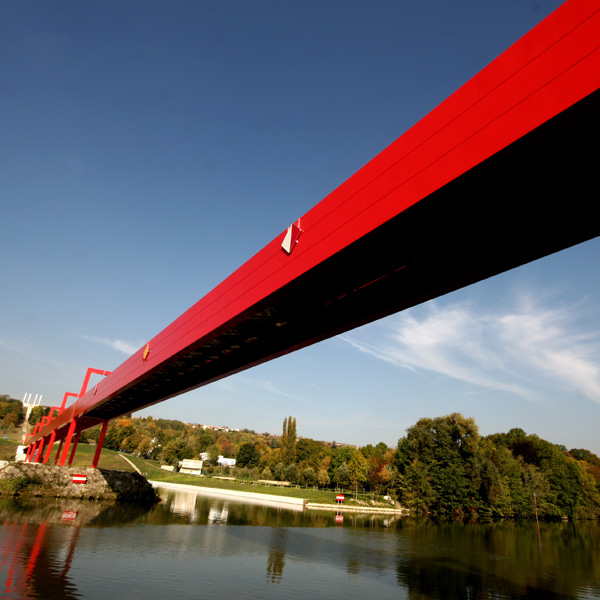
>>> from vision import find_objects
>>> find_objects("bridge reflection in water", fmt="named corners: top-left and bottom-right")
top-left (1, 491), bottom-right (599, 599)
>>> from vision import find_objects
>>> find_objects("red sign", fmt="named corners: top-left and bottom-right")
top-left (62, 511), bottom-right (77, 521)
top-left (336, 494), bottom-right (345, 502)
top-left (72, 474), bottom-right (87, 484)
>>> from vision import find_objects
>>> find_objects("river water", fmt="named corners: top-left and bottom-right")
top-left (1, 487), bottom-right (599, 599)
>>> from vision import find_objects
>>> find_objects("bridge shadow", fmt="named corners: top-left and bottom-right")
top-left (97, 468), bottom-right (158, 505)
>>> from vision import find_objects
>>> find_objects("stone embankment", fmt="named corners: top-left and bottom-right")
top-left (0, 462), bottom-right (158, 504)
top-left (306, 501), bottom-right (407, 514)
top-left (151, 480), bottom-right (407, 514)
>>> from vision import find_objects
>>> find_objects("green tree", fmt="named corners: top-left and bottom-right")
top-left (296, 438), bottom-right (331, 469)
top-left (194, 430), bottom-right (217, 454)
top-left (317, 468), bottom-right (330, 489)
top-left (28, 405), bottom-right (50, 426)
top-left (396, 413), bottom-right (481, 517)
top-left (347, 451), bottom-right (368, 498)
top-left (237, 442), bottom-right (261, 468)
top-left (331, 446), bottom-right (357, 472)
top-left (0, 396), bottom-right (23, 431)
top-left (301, 467), bottom-right (317, 488)
top-left (281, 418), bottom-right (288, 462)
top-left (288, 416), bottom-right (297, 463)
top-left (161, 439), bottom-right (194, 466)
top-left (205, 444), bottom-right (220, 465)
top-left (273, 462), bottom-right (286, 481)
top-left (284, 463), bottom-right (299, 485)
top-left (399, 458), bottom-right (435, 514)
top-left (334, 462), bottom-right (350, 491)
top-left (281, 416), bottom-right (297, 464)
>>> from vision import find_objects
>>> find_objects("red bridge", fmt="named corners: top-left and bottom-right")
top-left (25, 0), bottom-right (600, 467)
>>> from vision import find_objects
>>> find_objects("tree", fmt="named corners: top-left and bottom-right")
top-left (281, 418), bottom-right (288, 462)
top-left (237, 442), bottom-right (261, 468)
top-left (395, 413), bottom-right (481, 517)
top-left (206, 444), bottom-right (220, 465)
top-left (301, 467), bottom-right (317, 488)
top-left (317, 468), bottom-right (330, 489)
top-left (28, 405), bottom-right (50, 426)
top-left (0, 397), bottom-right (23, 431)
top-left (295, 438), bottom-right (331, 472)
top-left (367, 454), bottom-right (390, 499)
top-left (347, 451), bottom-right (368, 498)
top-left (273, 462), bottom-right (286, 481)
top-left (399, 458), bottom-right (435, 514)
top-left (334, 462), bottom-right (350, 491)
top-left (281, 416), bottom-right (297, 464)
top-left (288, 416), bottom-right (297, 463)
top-left (194, 430), bottom-right (217, 454)
top-left (284, 463), bottom-right (299, 485)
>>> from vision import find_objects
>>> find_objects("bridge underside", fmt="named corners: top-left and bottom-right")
top-left (26, 0), bottom-right (600, 455)
top-left (86, 88), bottom-right (599, 425)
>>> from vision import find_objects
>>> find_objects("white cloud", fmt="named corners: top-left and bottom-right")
top-left (84, 335), bottom-right (140, 356)
top-left (342, 294), bottom-right (600, 405)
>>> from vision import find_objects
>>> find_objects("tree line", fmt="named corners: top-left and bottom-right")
top-left (3, 392), bottom-right (599, 519)
top-left (395, 413), bottom-right (600, 519)
top-left (93, 410), bottom-right (600, 518)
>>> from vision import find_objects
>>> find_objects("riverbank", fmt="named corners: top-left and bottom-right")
top-left (151, 480), bottom-right (306, 508)
top-left (0, 462), bottom-right (158, 504)
top-left (150, 480), bottom-right (407, 514)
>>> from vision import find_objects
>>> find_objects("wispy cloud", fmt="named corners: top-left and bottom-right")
top-left (242, 376), bottom-right (308, 402)
top-left (0, 336), bottom-right (72, 370)
top-left (342, 294), bottom-right (600, 404)
top-left (83, 335), bottom-right (140, 356)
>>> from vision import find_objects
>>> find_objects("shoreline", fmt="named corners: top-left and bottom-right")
top-left (150, 480), bottom-right (306, 509)
top-left (149, 480), bottom-right (406, 514)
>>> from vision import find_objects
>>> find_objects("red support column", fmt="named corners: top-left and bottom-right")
top-left (29, 437), bottom-right (41, 463)
top-left (67, 432), bottom-right (81, 467)
top-left (54, 439), bottom-right (64, 465)
top-left (92, 420), bottom-right (109, 468)
top-left (25, 443), bottom-right (35, 462)
top-left (26, 425), bottom-right (41, 463)
top-left (34, 437), bottom-right (46, 463)
top-left (59, 419), bottom-right (77, 466)
top-left (42, 430), bottom-right (57, 464)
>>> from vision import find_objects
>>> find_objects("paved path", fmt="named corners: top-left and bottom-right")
top-left (117, 453), bottom-right (141, 474)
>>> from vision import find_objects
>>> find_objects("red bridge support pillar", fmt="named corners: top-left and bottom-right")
top-left (42, 430), bottom-right (57, 464)
top-left (58, 418), bottom-right (78, 467)
top-left (34, 438), bottom-right (47, 463)
top-left (67, 433), bottom-right (80, 467)
top-left (25, 443), bottom-right (35, 463)
top-left (53, 439), bottom-right (64, 465)
top-left (92, 420), bottom-right (109, 469)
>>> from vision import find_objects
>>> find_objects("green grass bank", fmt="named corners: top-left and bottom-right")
top-left (1, 440), bottom-right (395, 509)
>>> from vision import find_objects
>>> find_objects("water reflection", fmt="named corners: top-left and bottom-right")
top-left (394, 519), bottom-right (600, 599)
top-left (1, 490), bottom-right (599, 600)
top-left (2, 511), bottom-right (81, 599)
top-left (266, 529), bottom-right (286, 584)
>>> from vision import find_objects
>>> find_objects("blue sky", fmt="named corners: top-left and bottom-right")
top-left (2, 0), bottom-right (599, 454)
